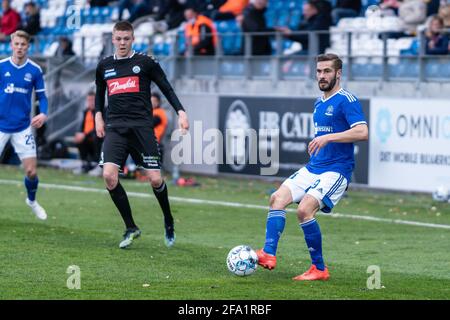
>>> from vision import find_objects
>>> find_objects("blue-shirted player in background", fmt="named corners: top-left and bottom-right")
top-left (256, 53), bottom-right (369, 281)
top-left (0, 30), bottom-right (48, 220)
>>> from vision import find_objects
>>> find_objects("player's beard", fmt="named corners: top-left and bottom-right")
top-left (318, 75), bottom-right (337, 92)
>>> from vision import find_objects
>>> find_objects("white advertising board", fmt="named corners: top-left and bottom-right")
top-left (370, 98), bottom-right (450, 192)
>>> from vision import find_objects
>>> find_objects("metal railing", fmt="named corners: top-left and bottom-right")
top-left (145, 29), bottom-right (450, 83)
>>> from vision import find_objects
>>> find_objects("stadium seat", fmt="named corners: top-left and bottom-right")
top-left (214, 20), bottom-right (242, 55)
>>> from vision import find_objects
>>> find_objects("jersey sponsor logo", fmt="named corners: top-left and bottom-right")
top-left (4, 71), bottom-right (11, 77)
top-left (107, 76), bottom-right (139, 95)
top-left (325, 105), bottom-right (334, 116)
top-left (24, 73), bottom-right (32, 82)
top-left (104, 71), bottom-right (117, 78)
top-left (314, 122), bottom-right (333, 134)
top-left (4, 83), bottom-right (29, 94)
top-left (132, 66), bottom-right (141, 74)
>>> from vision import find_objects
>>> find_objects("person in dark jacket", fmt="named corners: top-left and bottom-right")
top-left (73, 91), bottom-right (103, 173)
top-left (55, 36), bottom-right (75, 57)
top-left (425, 15), bottom-right (449, 55)
top-left (276, 0), bottom-right (332, 54)
top-left (239, 0), bottom-right (274, 55)
top-left (21, 1), bottom-right (41, 36)
top-left (154, 0), bottom-right (188, 31)
top-left (184, 3), bottom-right (217, 55)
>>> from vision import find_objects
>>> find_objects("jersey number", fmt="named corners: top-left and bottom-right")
top-left (25, 134), bottom-right (35, 147)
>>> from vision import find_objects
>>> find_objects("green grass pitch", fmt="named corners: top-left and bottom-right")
top-left (0, 165), bottom-right (449, 300)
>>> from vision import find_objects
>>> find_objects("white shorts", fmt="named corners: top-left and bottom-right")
top-left (282, 167), bottom-right (348, 213)
top-left (0, 127), bottom-right (36, 160)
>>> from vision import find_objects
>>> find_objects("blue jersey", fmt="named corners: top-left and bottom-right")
top-left (0, 57), bottom-right (47, 133)
top-left (306, 88), bottom-right (367, 182)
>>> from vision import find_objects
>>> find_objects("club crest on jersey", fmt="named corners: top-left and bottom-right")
top-left (325, 105), bottom-right (334, 116)
top-left (132, 66), bottom-right (141, 74)
top-left (107, 76), bottom-right (139, 95)
top-left (24, 73), bottom-right (32, 82)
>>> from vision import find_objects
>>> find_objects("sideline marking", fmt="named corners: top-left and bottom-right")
top-left (1, 179), bottom-right (449, 230)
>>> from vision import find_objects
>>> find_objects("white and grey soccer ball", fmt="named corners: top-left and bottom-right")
top-left (432, 186), bottom-right (449, 202)
top-left (226, 245), bottom-right (258, 276)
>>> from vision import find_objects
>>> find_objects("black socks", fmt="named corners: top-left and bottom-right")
top-left (108, 182), bottom-right (137, 230)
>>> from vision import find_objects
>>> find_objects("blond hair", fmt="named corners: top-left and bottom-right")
top-left (11, 30), bottom-right (31, 43)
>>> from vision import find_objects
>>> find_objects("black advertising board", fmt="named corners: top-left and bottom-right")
top-left (218, 96), bottom-right (369, 184)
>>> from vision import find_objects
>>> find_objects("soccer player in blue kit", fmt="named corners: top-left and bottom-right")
top-left (0, 30), bottom-right (48, 220)
top-left (257, 53), bottom-right (369, 281)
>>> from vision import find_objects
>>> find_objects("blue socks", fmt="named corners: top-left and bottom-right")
top-left (24, 176), bottom-right (39, 202)
top-left (300, 218), bottom-right (325, 271)
top-left (263, 209), bottom-right (286, 256)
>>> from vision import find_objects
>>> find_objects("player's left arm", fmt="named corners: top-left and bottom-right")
top-left (31, 69), bottom-right (48, 129)
top-left (148, 56), bottom-right (189, 133)
top-left (308, 99), bottom-right (368, 156)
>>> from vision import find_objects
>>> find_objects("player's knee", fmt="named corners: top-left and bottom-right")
top-left (103, 171), bottom-right (118, 189)
top-left (25, 168), bottom-right (36, 179)
top-left (297, 205), bottom-right (314, 223)
top-left (270, 192), bottom-right (286, 210)
top-left (150, 175), bottom-right (163, 188)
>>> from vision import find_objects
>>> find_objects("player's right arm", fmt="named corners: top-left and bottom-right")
top-left (94, 61), bottom-right (106, 138)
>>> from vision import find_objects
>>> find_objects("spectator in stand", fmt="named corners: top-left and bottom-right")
top-left (379, 0), bottom-right (402, 16)
top-left (439, 2), bottom-right (450, 28)
top-left (209, 0), bottom-right (249, 21)
top-left (331, 0), bottom-right (362, 25)
top-left (151, 92), bottom-right (168, 163)
top-left (239, 0), bottom-right (275, 55)
top-left (73, 91), bottom-right (103, 174)
top-left (20, 1), bottom-right (41, 36)
top-left (276, 0), bottom-right (332, 54)
top-left (199, 0), bottom-right (226, 16)
top-left (55, 37), bottom-right (75, 57)
top-left (88, 0), bottom-right (110, 7)
top-left (118, 0), bottom-right (154, 23)
top-left (425, 15), bottom-right (449, 55)
top-left (184, 3), bottom-right (218, 55)
top-left (154, 0), bottom-right (188, 32)
top-left (426, 0), bottom-right (441, 16)
top-left (0, 0), bottom-right (21, 42)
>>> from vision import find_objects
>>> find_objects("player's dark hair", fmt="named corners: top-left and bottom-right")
top-left (87, 90), bottom-right (95, 96)
top-left (113, 21), bottom-right (134, 34)
top-left (316, 53), bottom-right (343, 71)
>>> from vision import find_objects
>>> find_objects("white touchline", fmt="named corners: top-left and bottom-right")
top-left (1, 179), bottom-right (450, 230)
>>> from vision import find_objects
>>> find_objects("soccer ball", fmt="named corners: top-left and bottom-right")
top-left (432, 186), bottom-right (449, 202)
top-left (226, 245), bottom-right (258, 276)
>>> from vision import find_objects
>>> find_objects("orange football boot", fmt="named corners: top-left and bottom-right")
top-left (256, 249), bottom-right (277, 270)
top-left (292, 265), bottom-right (330, 281)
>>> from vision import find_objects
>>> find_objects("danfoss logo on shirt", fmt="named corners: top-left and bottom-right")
top-left (4, 83), bottom-right (29, 94)
top-left (107, 76), bottom-right (139, 95)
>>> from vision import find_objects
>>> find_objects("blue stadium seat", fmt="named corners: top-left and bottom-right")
top-left (276, 10), bottom-right (290, 27)
top-left (214, 20), bottom-right (242, 55)
top-left (289, 10), bottom-right (302, 29)
top-left (265, 9), bottom-right (276, 28)
top-left (177, 28), bottom-right (186, 55)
